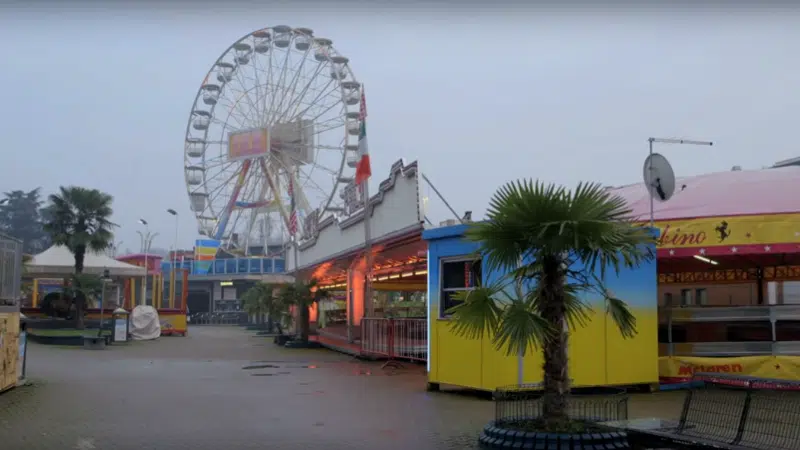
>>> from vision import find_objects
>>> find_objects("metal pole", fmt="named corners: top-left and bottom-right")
top-left (173, 213), bottom-right (178, 309)
top-left (362, 182), bottom-right (373, 318)
top-left (646, 137), bottom-right (713, 228)
top-left (648, 138), bottom-right (655, 228)
top-left (99, 278), bottom-right (106, 336)
top-left (420, 173), bottom-right (463, 224)
top-left (143, 228), bottom-right (149, 307)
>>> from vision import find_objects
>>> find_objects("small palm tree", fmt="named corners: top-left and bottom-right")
top-left (279, 278), bottom-right (328, 342)
top-left (448, 180), bottom-right (654, 431)
top-left (43, 186), bottom-right (116, 329)
top-left (241, 282), bottom-right (288, 333)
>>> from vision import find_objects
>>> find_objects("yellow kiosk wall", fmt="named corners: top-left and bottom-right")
top-left (424, 224), bottom-right (659, 391)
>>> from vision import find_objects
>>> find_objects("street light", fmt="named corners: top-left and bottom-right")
top-left (138, 218), bottom-right (150, 307)
top-left (98, 268), bottom-right (112, 337)
top-left (166, 209), bottom-right (178, 259)
top-left (167, 208), bottom-right (179, 309)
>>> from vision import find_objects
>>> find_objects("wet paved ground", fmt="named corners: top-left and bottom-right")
top-left (0, 326), bottom-right (685, 449)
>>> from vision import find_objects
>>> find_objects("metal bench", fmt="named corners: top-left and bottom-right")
top-left (621, 373), bottom-right (800, 449)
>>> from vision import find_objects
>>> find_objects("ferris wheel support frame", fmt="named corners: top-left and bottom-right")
top-left (260, 158), bottom-right (292, 233)
top-left (215, 160), bottom-right (252, 241)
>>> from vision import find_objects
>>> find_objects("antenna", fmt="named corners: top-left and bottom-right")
top-left (645, 137), bottom-right (713, 226)
top-left (420, 172), bottom-right (463, 224)
top-left (643, 153), bottom-right (676, 203)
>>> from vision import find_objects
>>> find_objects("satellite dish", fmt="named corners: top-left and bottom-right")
top-left (643, 153), bottom-right (676, 202)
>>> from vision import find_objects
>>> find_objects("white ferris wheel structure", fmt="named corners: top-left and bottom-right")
top-left (183, 25), bottom-right (365, 254)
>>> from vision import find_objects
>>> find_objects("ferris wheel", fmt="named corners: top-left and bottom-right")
top-left (183, 25), bottom-right (364, 251)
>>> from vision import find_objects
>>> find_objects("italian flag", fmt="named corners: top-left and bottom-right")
top-left (355, 89), bottom-right (371, 185)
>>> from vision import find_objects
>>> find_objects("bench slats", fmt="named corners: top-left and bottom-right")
top-left (626, 373), bottom-right (800, 449)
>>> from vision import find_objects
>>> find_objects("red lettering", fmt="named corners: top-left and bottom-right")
top-left (676, 363), bottom-right (744, 376)
top-left (658, 225), bottom-right (707, 248)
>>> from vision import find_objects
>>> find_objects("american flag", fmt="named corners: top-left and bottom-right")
top-left (288, 177), bottom-right (297, 236)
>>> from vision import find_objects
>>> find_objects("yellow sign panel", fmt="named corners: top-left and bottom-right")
top-left (228, 128), bottom-right (269, 162)
top-left (659, 355), bottom-right (800, 382)
top-left (655, 213), bottom-right (800, 249)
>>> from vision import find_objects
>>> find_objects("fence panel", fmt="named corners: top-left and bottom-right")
top-left (0, 234), bottom-right (22, 306)
top-left (361, 317), bottom-right (393, 358)
top-left (391, 318), bottom-right (427, 362)
top-left (189, 312), bottom-right (247, 326)
top-left (361, 318), bottom-right (427, 362)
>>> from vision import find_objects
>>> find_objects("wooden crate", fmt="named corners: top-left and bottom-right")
top-left (0, 307), bottom-right (20, 392)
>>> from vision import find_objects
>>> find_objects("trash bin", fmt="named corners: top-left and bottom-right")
top-left (112, 308), bottom-right (130, 343)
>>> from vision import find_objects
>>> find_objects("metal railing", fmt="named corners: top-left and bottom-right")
top-left (361, 317), bottom-right (427, 362)
top-left (0, 233), bottom-right (22, 305)
top-left (161, 257), bottom-right (286, 276)
top-left (493, 385), bottom-right (629, 425)
top-left (627, 374), bottom-right (800, 449)
top-left (189, 312), bottom-right (248, 325)
top-left (664, 305), bottom-right (800, 323)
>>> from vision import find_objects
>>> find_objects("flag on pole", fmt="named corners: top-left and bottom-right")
top-left (355, 89), bottom-right (371, 185)
top-left (288, 177), bottom-right (298, 236)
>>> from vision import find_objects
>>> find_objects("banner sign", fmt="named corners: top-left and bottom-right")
top-left (660, 356), bottom-right (800, 389)
top-left (655, 213), bottom-right (800, 257)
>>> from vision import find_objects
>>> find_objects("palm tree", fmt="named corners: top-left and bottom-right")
top-left (43, 186), bottom-right (116, 329)
top-left (241, 282), bottom-right (288, 333)
top-left (278, 278), bottom-right (328, 342)
top-left (448, 181), bottom-right (654, 430)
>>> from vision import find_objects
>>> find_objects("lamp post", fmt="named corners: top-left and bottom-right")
top-left (646, 137), bottom-right (714, 227)
top-left (139, 219), bottom-right (150, 307)
top-left (98, 268), bottom-right (111, 338)
top-left (167, 209), bottom-right (179, 309)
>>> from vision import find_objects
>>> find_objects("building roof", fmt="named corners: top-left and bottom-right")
top-left (609, 166), bottom-right (800, 221)
top-left (26, 245), bottom-right (146, 277)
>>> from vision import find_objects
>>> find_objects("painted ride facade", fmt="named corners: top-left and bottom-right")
top-left (611, 164), bottom-right (800, 382)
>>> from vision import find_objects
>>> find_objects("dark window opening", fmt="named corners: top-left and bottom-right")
top-left (440, 259), bottom-right (482, 317)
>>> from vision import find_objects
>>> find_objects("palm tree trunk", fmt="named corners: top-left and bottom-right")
top-left (73, 245), bottom-right (86, 330)
top-left (299, 304), bottom-right (310, 342)
top-left (540, 257), bottom-right (569, 427)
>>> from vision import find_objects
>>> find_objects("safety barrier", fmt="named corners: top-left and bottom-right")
top-left (161, 257), bottom-right (286, 277)
top-left (361, 318), bottom-right (427, 362)
top-left (189, 312), bottom-right (248, 326)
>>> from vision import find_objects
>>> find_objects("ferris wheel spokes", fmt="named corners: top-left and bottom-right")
top-left (184, 25), bottom-right (363, 249)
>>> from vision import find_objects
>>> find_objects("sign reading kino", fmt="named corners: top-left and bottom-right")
top-left (654, 213), bottom-right (800, 256)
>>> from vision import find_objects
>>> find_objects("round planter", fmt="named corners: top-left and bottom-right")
top-left (283, 340), bottom-right (322, 349)
top-left (478, 421), bottom-right (629, 449)
top-left (273, 335), bottom-right (293, 346)
top-left (27, 333), bottom-right (84, 346)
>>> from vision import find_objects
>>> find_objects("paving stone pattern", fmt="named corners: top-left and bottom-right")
top-left (0, 326), bottom-right (684, 450)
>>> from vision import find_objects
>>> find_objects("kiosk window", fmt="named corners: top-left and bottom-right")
top-left (440, 259), bottom-right (482, 317)
top-left (695, 288), bottom-right (708, 306)
top-left (680, 289), bottom-right (692, 306)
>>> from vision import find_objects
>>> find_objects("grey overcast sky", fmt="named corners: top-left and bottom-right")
top-left (1, 5), bottom-right (798, 251)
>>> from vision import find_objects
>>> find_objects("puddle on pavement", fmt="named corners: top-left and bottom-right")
top-left (242, 363), bottom-right (280, 370)
top-left (244, 362), bottom-right (317, 370)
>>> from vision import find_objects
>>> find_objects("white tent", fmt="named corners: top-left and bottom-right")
top-left (26, 245), bottom-right (146, 277)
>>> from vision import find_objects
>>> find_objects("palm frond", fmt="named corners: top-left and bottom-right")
top-left (492, 299), bottom-right (553, 357)
top-left (605, 295), bottom-right (637, 339)
top-left (446, 285), bottom-right (504, 340)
